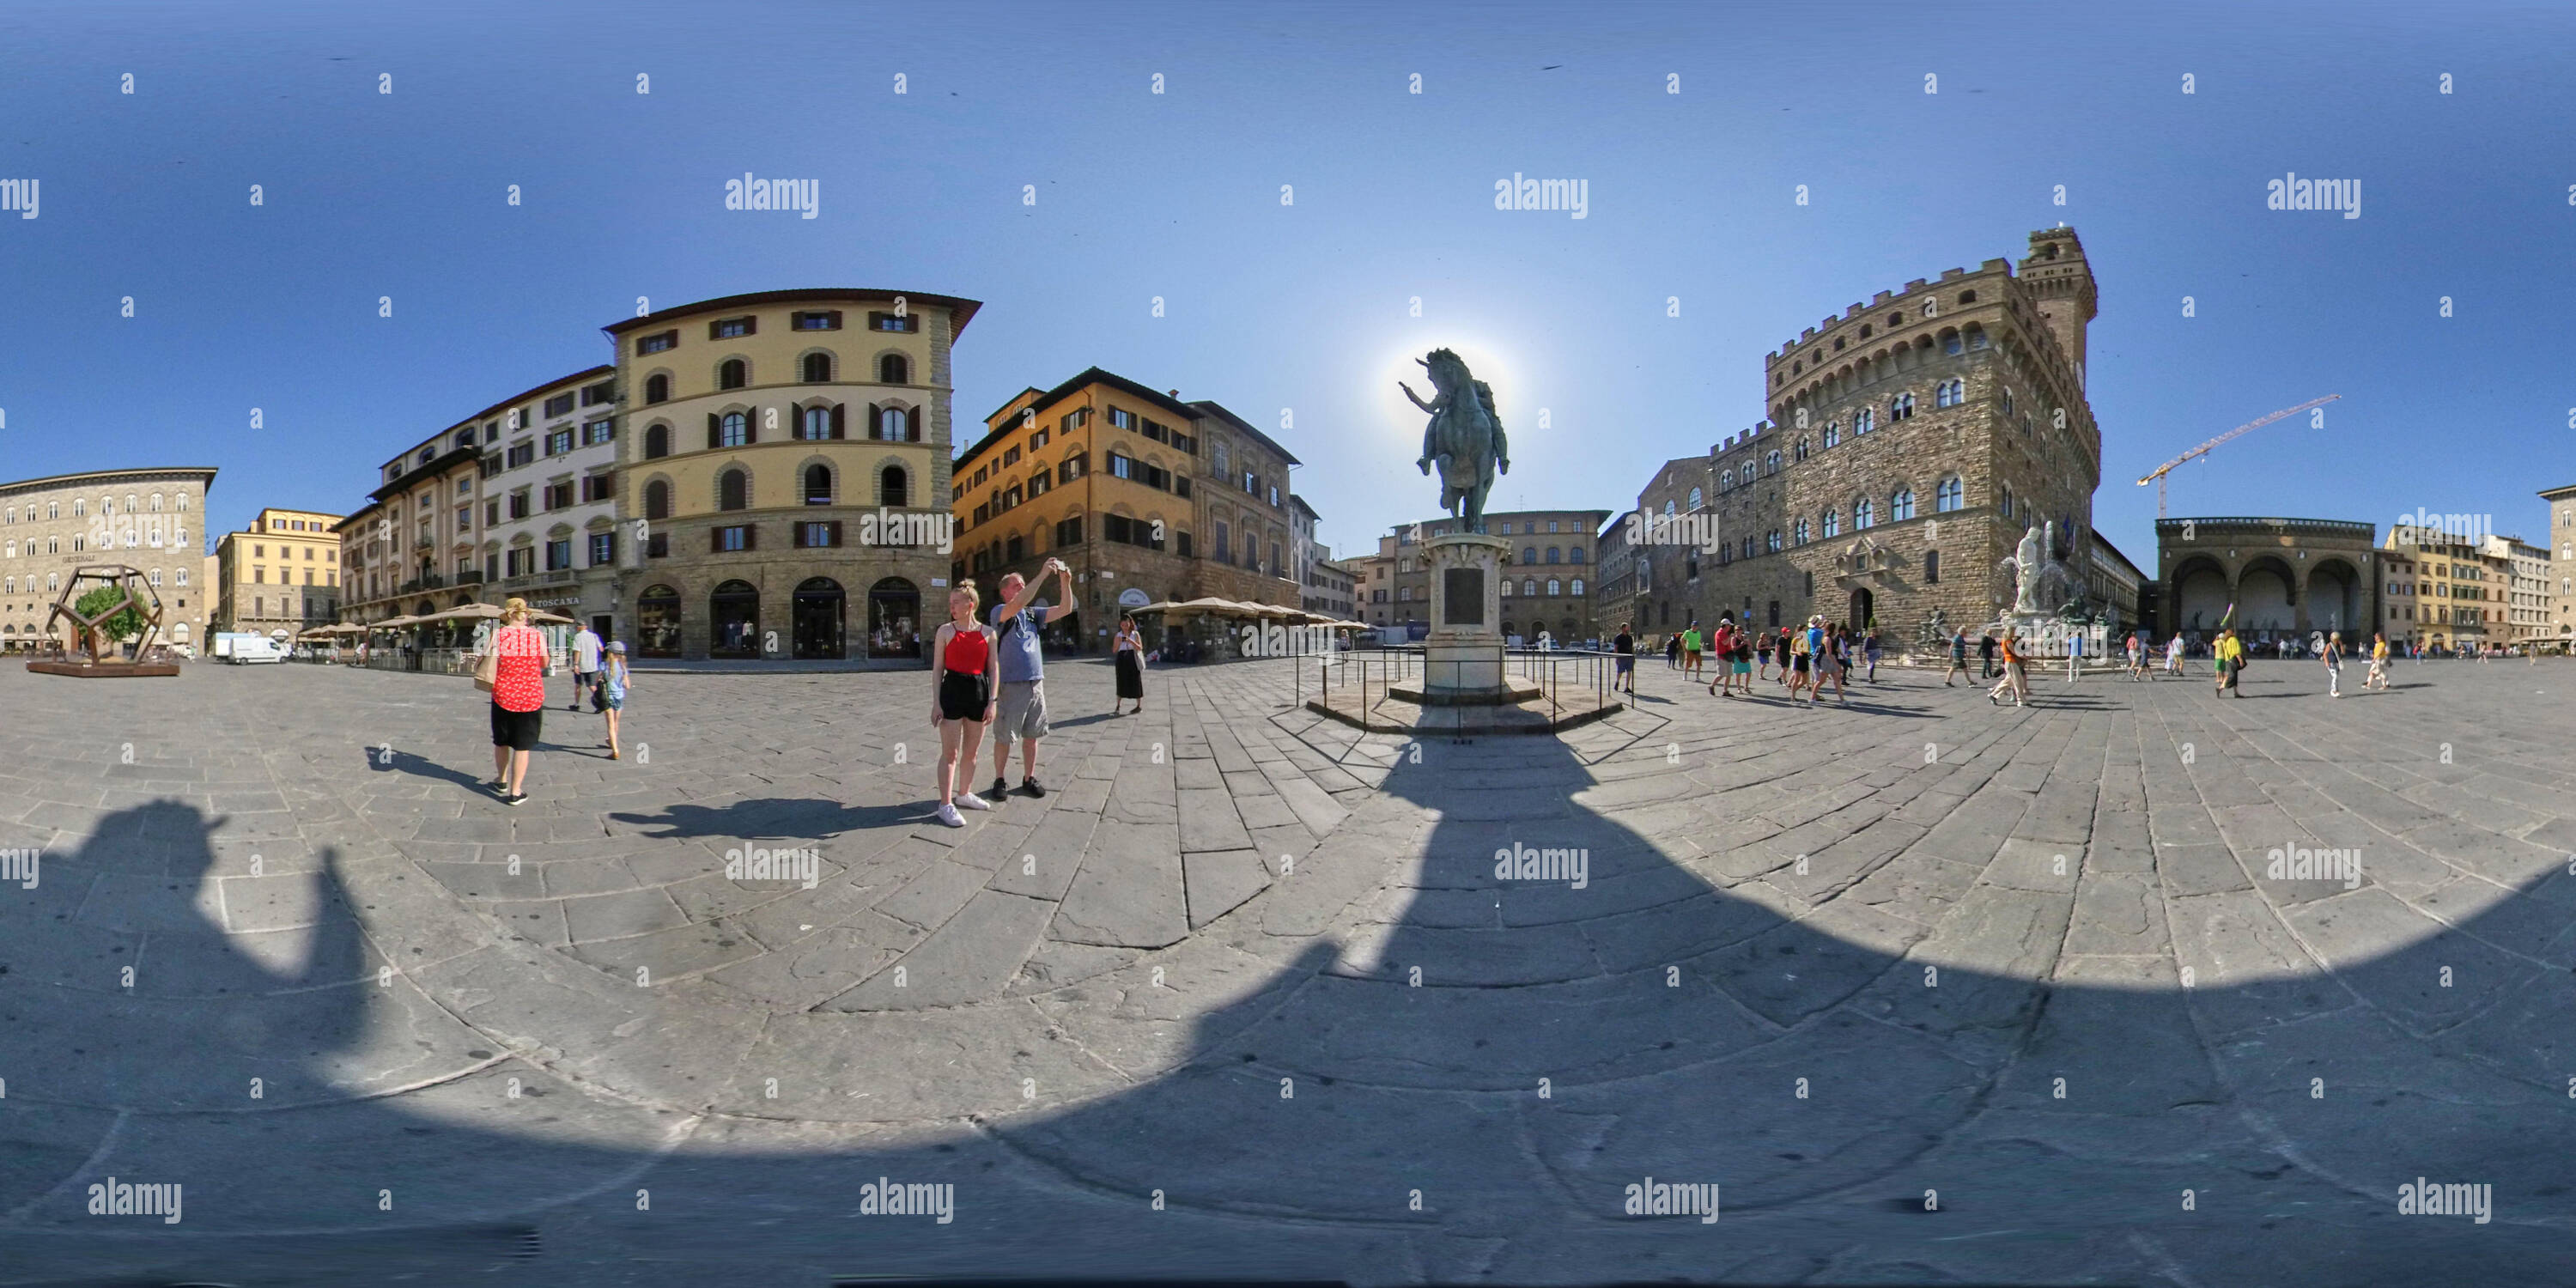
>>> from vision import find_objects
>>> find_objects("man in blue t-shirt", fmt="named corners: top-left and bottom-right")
top-left (990, 557), bottom-right (1077, 799)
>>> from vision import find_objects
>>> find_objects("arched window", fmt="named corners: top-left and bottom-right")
top-left (1892, 488), bottom-right (1915, 521)
top-left (1522, 578), bottom-right (1537, 597)
top-left (1823, 421), bottom-right (1841, 449)
top-left (1688, 486), bottom-right (1704, 508)
top-left (151, 494), bottom-right (163, 511)
top-left (1890, 392), bottom-right (1916, 420)
top-left (1925, 550), bottom-right (1941, 583)
top-left (878, 406), bottom-right (911, 440)
top-left (1855, 408), bottom-right (1874, 434)
top-left (645, 423), bottom-right (671, 459)
top-left (1823, 509), bottom-right (1841, 538)
top-left (1570, 578), bottom-right (1584, 596)
top-left (800, 406), bottom-right (832, 440)
top-left (1546, 579), bottom-right (1561, 597)
top-left (644, 480), bottom-right (671, 521)
top-left (718, 469), bottom-right (749, 512)
top-left (1500, 579), bottom-right (1514, 598)
top-left (1935, 378), bottom-right (1965, 409)
top-left (1794, 518), bottom-right (1810, 544)
top-left (878, 353), bottom-right (909, 384)
top-left (804, 464), bottom-right (833, 505)
top-left (1765, 450), bottom-right (1781, 476)
top-left (1569, 546), bottom-right (1584, 563)
top-left (1936, 477), bottom-right (1963, 512)
top-left (1720, 470), bottom-right (1734, 492)
top-left (1546, 547), bottom-right (1561, 564)
top-left (801, 352), bottom-right (832, 383)
top-left (879, 464), bottom-right (910, 508)
top-left (719, 359), bottom-right (748, 390)
top-left (719, 411), bottom-right (750, 447)
top-left (1855, 497), bottom-right (1875, 529)
top-left (1522, 546), bottom-right (1536, 563)
top-left (1766, 530), bottom-right (1782, 553)
top-left (644, 373), bottom-right (670, 404)
top-left (1942, 332), bottom-right (1965, 356)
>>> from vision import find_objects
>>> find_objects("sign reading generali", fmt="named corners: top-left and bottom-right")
top-left (1117, 587), bottom-right (1151, 609)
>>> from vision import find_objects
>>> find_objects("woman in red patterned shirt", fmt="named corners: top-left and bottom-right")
top-left (485, 598), bottom-right (552, 805)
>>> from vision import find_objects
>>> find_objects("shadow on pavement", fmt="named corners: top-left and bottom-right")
top-left (0, 714), bottom-right (2566, 1284)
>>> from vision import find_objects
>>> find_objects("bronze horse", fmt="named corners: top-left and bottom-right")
top-left (1400, 348), bottom-right (1509, 534)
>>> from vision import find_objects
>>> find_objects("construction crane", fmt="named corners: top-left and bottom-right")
top-left (2137, 394), bottom-right (2342, 517)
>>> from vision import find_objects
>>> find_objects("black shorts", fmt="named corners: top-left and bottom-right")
top-left (939, 671), bottom-right (991, 722)
top-left (489, 702), bottom-right (543, 751)
top-left (1792, 654), bottom-right (1810, 673)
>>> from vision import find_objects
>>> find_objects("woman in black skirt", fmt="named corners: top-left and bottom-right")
top-left (1112, 614), bottom-right (1145, 715)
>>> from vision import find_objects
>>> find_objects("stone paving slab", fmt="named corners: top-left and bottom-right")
top-left (3, 655), bottom-right (2576, 1284)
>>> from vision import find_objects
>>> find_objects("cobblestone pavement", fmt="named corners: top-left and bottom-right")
top-left (0, 652), bottom-right (2571, 1283)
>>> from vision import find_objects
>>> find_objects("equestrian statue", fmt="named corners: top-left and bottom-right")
top-left (1399, 348), bottom-right (1509, 534)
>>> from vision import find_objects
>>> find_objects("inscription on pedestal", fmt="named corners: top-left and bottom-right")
top-left (1443, 568), bottom-right (1485, 627)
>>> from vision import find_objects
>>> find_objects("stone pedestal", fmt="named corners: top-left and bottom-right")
top-left (1411, 533), bottom-right (1533, 704)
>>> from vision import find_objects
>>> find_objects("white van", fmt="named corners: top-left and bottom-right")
top-left (226, 635), bottom-right (288, 665)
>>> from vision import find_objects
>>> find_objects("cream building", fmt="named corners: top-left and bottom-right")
top-left (339, 424), bottom-right (487, 627)
top-left (0, 467), bottom-right (216, 653)
top-left (471, 367), bottom-right (622, 635)
top-left (214, 507), bottom-right (343, 638)
top-left (2489, 533), bottom-right (2549, 649)
top-left (615, 289), bottom-right (977, 660)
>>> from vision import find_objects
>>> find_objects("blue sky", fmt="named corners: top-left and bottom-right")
top-left (3, 0), bottom-right (2571, 564)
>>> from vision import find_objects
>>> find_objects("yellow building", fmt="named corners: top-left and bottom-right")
top-left (949, 367), bottom-right (1301, 652)
top-left (216, 507), bottom-right (343, 637)
top-left (2381, 528), bottom-right (2498, 652)
top-left (611, 289), bottom-right (978, 660)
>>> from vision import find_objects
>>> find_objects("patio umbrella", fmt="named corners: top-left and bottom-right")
top-left (371, 615), bottom-right (423, 629)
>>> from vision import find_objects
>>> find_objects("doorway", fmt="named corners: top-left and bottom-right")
top-left (793, 578), bottom-right (846, 659)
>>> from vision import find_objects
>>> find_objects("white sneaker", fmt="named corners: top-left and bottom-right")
top-left (935, 802), bottom-right (966, 828)
top-left (955, 792), bottom-right (993, 811)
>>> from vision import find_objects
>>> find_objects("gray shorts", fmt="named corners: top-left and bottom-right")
top-left (995, 680), bottom-right (1049, 742)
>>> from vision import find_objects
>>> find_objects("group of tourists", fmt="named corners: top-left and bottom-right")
top-left (1616, 617), bottom-right (1881, 708)
top-left (927, 558), bottom-right (1082, 828)
top-left (1609, 614), bottom-right (2443, 711)
top-left (475, 599), bottom-right (631, 806)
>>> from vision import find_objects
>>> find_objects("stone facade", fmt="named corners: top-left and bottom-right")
top-left (1633, 228), bottom-right (2104, 648)
top-left (1378, 508), bottom-right (1610, 645)
top-left (0, 467), bottom-right (216, 652)
top-left (2161, 517), bottom-right (2379, 647)
top-left (2544, 483), bottom-right (2576, 647)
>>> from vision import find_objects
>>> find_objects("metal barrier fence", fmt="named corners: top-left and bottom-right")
top-left (1297, 646), bottom-right (1625, 727)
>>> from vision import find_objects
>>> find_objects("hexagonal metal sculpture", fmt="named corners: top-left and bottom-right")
top-left (27, 564), bottom-right (178, 677)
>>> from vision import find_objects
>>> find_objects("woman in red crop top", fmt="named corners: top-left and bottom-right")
top-left (930, 581), bottom-right (999, 827)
